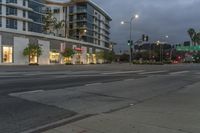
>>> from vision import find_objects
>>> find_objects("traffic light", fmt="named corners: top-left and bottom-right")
top-left (142, 34), bottom-right (145, 41)
top-left (128, 40), bottom-right (133, 46)
top-left (128, 40), bottom-right (130, 45)
top-left (142, 34), bottom-right (149, 42)
top-left (146, 36), bottom-right (149, 41)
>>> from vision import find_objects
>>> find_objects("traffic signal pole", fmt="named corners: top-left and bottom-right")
top-left (129, 19), bottom-right (133, 64)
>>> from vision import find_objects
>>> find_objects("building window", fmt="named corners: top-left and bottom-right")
top-left (28, 22), bottom-right (42, 33)
top-left (6, 0), bottom-right (17, 4)
top-left (6, 6), bottom-right (17, 15)
top-left (69, 6), bottom-right (74, 13)
top-left (6, 18), bottom-right (17, 29)
top-left (30, 55), bottom-right (37, 64)
top-left (23, 21), bottom-right (26, 31)
top-left (53, 9), bottom-right (60, 13)
top-left (50, 52), bottom-right (60, 63)
top-left (23, 10), bottom-right (26, 18)
top-left (2, 46), bottom-right (13, 63)
top-left (23, 0), bottom-right (26, 6)
top-left (0, 17), bottom-right (2, 27)
top-left (0, 6), bottom-right (2, 15)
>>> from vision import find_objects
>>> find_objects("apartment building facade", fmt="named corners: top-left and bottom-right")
top-left (0, 0), bottom-right (112, 65)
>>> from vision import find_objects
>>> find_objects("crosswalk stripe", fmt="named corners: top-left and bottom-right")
top-left (169, 71), bottom-right (189, 75)
top-left (102, 70), bottom-right (144, 75)
top-left (139, 70), bottom-right (167, 75)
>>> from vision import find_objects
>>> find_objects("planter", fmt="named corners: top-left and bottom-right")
top-left (29, 63), bottom-right (39, 66)
top-left (65, 63), bottom-right (73, 65)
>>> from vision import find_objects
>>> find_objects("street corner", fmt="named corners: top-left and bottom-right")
top-left (42, 124), bottom-right (98, 133)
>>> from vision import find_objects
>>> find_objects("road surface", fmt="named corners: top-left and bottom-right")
top-left (0, 64), bottom-right (200, 133)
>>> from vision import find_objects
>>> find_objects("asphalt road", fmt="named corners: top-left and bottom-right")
top-left (0, 64), bottom-right (200, 133)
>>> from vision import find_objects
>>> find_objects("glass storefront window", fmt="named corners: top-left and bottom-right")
top-left (30, 55), bottom-right (37, 64)
top-left (50, 52), bottom-right (60, 63)
top-left (92, 54), bottom-right (97, 64)
top-left (3, 46), bottom-right (13, 63)
top-left (86, 53), bottom-right (96, 64)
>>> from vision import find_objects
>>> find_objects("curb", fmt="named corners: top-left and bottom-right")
top-left (22, 114), bottom-right (95, 133)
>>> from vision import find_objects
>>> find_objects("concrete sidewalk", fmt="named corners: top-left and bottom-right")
top-left (42, 82), bottom-right (200, 133)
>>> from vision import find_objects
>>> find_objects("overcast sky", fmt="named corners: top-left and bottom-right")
top-left (56, 0), bottom-right (200, 51)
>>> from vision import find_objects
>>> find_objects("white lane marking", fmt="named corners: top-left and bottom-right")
top-left (85, 83), bottom-right (102, 86)
top-left (9, 90), bottom-right (44, 96)
top-left (0, 75), bottom-right (22, 78)
top-left (169, 71), bottom-right (189, 75)
top-left (54, 74), bottom-right (112, 78)
top-left (102, 70), bottom-right (144, 75)
top-left (139, 70), bottom-right (167, 75)
top-left (23, 73), bottom-right (41, 76)
top-left (123, 79), bottom-right (135, 81)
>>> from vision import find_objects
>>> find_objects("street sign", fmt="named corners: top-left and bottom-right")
top-left (176, 46), bottom-right (200, 51)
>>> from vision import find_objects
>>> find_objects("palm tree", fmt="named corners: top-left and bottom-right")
top-left (43, 11), bottom-right (56, 34)
top-left (23, 44), bottom-right (42, 65)
top-left (188, 28), bottom-right (196, 45)
top-left (53, 20), bottom-right (65, 37)
top-left (196, 32), bottom-right (200, 45)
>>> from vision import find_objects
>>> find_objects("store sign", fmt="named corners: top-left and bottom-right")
top-left (74, 48), bottom-right (84, 51)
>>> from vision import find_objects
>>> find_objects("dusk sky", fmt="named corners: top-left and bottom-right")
top-left (56, 0), bottom-right (200, 51)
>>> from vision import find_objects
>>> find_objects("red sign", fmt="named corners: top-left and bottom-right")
top-left (74, 48), bottom-right (84, 51)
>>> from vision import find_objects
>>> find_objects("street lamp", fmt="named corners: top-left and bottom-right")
top-left (121, 14), bottom-right (139, 64)
top-left (156, 40), bottom-right (163, 63)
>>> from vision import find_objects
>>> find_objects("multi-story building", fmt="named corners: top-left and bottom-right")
top-left (0, 0), bottom-right (112, 65)
top-left (46, 0), bottom-right (112, 49)
top-left (67, 0), bottom-right (111, 48)
top-left (0, 0), bottom-right (45, 33)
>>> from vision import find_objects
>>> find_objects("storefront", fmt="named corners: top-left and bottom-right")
top-left (2, 46), bottom-right (13, 63)
top-left (49, 51), bottom-right (60, 63)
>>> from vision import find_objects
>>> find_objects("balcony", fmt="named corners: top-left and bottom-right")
top-left (5, 14), bottom-right (33, 22)
top-left (6, 3), bottom-right (33, 11)
top-left (76, 9), bottom-right (87, 13)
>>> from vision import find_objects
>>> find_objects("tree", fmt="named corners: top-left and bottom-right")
top-left (43, 11), bottom-right (56, 34)
top-left (53, 20), bottom-right (65, 37)
top-left (95, 51), bottom-right (105, 64)
top-left (104, 51), bottom-right (115, 63)
top-left (23, 44), bottom-right (42, 64)
top-left (96, 51), bottom-right (104, 59)
top-left (188, 28), bottom-right (198, 45)
top-left (196, 32), bottom-right (200, 45)
top-left (61, 48), bottom-right (75, 63)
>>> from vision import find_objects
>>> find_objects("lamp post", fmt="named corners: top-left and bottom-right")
top-left (163, 35), bottom-right (169, 62)
top-left (121, 14), bottom-right (139, 64)
top-left (156, 40), bottom-right (162, 63)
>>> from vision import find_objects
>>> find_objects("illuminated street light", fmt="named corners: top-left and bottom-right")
top-left (135, 14), bottom-right (139, 19)
top-left (121, 21), bottom-right (125, 25)
top-left (156, 40), bottom-right (160, 45)
top-left (120, 14), bottom-right (139, 64)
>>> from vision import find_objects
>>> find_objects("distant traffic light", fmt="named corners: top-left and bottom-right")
top-left (142, 34), bottom-right (145, 41)
top-left (128, 40), bottom-right (133, 46)
top-left (142, 34), bottom-right (149, 42)
top-left (146, 36), bottom-right (149, 41)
